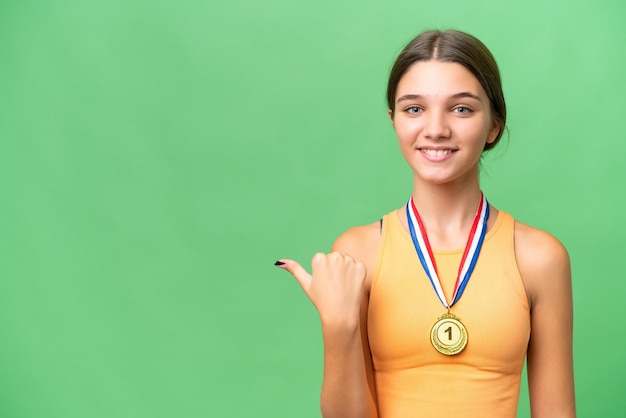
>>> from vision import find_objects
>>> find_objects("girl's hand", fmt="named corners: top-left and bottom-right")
top-left (276, 252), bottom-right (367, 327)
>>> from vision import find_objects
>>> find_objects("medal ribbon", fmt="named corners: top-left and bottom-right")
top-left (406, 193), bottom-right (490, 309)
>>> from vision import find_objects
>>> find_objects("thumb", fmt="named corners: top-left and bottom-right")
top-left (275, 259), bottom-right (312, 292)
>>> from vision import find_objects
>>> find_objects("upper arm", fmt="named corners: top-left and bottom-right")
top-left (515, 222), bottom-right (576, 417)
top-left (331, 222), bottom-right (381, 414)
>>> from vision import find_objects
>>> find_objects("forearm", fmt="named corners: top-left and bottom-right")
top-left (276, 245), bottom-right (378, 416)
top-left (320, 321), bottom-right (377, 418)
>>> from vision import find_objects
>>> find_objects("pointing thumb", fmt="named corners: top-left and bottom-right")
top-left (275, 259), bottom-right (312, 292)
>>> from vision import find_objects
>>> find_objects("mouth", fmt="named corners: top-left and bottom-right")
top-left (418, 148), bottom-right (457, 157)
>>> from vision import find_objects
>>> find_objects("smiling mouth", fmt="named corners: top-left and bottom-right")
top-left (419, 149), bottom-right (456, 157)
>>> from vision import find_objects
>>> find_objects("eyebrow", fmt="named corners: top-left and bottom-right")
top-left (396, 92), bottom-right (482, 104)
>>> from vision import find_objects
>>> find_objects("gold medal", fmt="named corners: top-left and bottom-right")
top-left (408, 194), bottom-right (488, 355)
top-left (430, 312), bottom-right (468, 355)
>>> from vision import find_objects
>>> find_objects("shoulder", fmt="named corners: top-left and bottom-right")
top-left (513, 220), bottom-right (571, 308)
top-left (331, 221), bottom-right (382, 263)
top-left (331, 220), bottom-right (383, 290)
top-left (514, 220), bottom-right (570, 274)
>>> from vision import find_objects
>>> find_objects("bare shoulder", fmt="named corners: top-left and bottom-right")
top-left (514, 221), bottom-right (570, 268)
top-left (331, 221), bottom-right (382, 289)
top-left (514, 220), bottom-right (571, 307)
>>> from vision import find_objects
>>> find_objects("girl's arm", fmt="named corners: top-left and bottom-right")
top-left (318, 287), bottom-right (377, 418)
top-left (278, 223), bottom-right (379, 418)
top-left (515, 222), bottom-right (576, 417)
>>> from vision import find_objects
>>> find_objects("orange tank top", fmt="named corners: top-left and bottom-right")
top-left (369, 209), bottom-right (530, 418)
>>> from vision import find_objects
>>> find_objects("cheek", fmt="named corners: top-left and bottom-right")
top-left (395, 127), bottom-right (419, 162)
top-left (393, 120), bottom-right (418, 144)
top-left (461, 119), bottom-right (493, 144)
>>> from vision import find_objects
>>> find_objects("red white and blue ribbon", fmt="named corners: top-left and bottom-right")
top-left (406, 194), bottom-right (490, 309)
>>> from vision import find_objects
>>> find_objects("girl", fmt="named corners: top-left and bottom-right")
top-left (276, 29), bottom-right (575, 418)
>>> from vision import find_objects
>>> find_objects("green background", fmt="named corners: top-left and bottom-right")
top-left (1, 0), bottom-right (624, 416)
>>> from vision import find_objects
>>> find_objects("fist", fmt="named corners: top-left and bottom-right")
top-left (277, 252), bottom-right (367, 325)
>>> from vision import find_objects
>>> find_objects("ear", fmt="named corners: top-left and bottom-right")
top-left (486, 120), bottom-right (501, 144)
top-left (388, 109), bottom-right (394, 125)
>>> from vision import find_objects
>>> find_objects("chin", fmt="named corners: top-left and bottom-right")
top-left (413, 169), bottom-right (477, 186)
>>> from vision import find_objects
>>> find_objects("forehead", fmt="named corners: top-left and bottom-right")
top-left (396, 60), bottom-right (486, 99)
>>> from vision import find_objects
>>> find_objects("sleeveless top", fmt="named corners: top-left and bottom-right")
top-left (368, 210), bottom-right (530, 418)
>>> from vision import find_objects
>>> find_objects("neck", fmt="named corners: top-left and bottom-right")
top-left (410, 176), bottom-right (483, 248)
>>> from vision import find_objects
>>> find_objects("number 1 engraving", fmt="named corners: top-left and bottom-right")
top-left (445, 326), bottom-right (452, 341)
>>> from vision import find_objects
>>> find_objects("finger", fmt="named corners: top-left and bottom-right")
top-left (275, 259), bottom-right (312, 290)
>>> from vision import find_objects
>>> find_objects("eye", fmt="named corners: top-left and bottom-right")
top-left (404, 105), bottom-right (423, 114)
top-left (453, 106), bottom-right (473, 115)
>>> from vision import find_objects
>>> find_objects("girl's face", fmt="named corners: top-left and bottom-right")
top-left (390, 60), bottom-right (500, 186)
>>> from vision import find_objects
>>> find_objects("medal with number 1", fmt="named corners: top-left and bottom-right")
top-left (406, 193), bottom-right (489, 355)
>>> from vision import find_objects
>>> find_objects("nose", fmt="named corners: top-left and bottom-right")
top-left (423, 111), bottom-right (451, 140)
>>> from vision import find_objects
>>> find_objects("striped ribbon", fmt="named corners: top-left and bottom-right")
top-left (406, 193), bottom-right (490, 309)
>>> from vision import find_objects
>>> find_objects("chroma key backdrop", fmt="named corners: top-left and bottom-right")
top-left (0, 0), bottom-right (624, 416)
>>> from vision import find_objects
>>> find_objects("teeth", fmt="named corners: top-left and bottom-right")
top-left (422, 149), bottom-right (453, 157)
